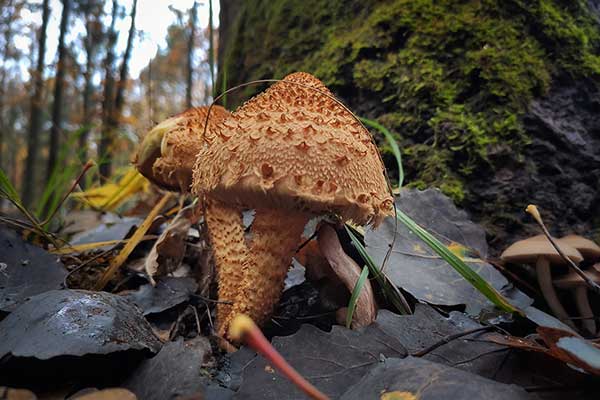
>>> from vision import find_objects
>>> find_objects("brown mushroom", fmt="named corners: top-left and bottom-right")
top-left (501, 236), bottom-right (583, 328)
top-left (135, 105), bottom-right (230, 191)
top-left (553, 264), bottom-right (600, 335)
top-left (192, 72), bottom-right (393, 338)
top-left (558, 235), bottom-right (600, 262)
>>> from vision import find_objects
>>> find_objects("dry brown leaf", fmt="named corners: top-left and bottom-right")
top-left (318, 223), bottom-right (377, 329)
top-left (145, 202), bottom-right (202, 285)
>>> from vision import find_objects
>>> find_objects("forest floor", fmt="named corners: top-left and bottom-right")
top-left (0, 183), bottom-right (599, 400)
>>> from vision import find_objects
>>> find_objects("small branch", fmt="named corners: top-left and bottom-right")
top-left (411, 326), bottom-right (493, 357)
top-left (526, 205), bottom-right (600, 295)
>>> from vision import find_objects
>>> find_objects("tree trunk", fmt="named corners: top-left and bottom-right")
top-left (22, 0), bottom-right (50, 206)
top-left (79, 1), bottom-right (99, 166)
top-left (112, 0), bottom-right (137, 128)
top-left (217, 0), bottom-right (600, 252)
top-left (46, 0), bottom-right (71, 185)
top-left (186, 1), bottom-right (198, 108)
top-left (98, 0), bottom-right (119, 179)
top-left (0, 1), bottom-right (15, 172)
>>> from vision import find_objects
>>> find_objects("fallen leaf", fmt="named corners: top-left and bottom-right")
top-left (339, 357), bottom-right (533, 400)
top-left (124, 337), bottom-right (233, 400)
top-left (365, 189), bottom-right (531, 314)
top-left (0, 228), bottom-right (67, 312)
top-left (120, 276), bottom-right (198, 315)
top-left (145, 202), bottom-right (201, 285)
top-left (71, 168), bottom-right (148, 212)
top-left (72, 388), bottom-right (137, 400)
top-left (0, 290), bottom-right (161, 360)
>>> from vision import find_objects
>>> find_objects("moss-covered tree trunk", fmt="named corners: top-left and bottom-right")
top-left (218, 0), bottom-right (600, 250)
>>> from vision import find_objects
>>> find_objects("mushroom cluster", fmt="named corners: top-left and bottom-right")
top-left (192, 72), bottom-right (394, 339)
top-left (501, 234), bottom-right (600, 334)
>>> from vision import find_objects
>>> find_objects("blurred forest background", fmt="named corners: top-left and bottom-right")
top-left (1, 0), bottom-right (599, 252)
top-left (0, 0), bottom-right (217, 210)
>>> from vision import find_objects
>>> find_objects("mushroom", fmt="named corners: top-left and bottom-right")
top-left (558, 235), bottom-right (600, 262)
top-left (192, 72), bottom-right (393, 339)
top-left (553, 264), bottom-right (600, 335)
top-left (501, 236), bottom-right (583, 328)
top-left (135, 105), bottom-right (230, 191)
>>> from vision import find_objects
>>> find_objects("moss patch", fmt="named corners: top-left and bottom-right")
top-left (219, 0), bottom-right (600, 203)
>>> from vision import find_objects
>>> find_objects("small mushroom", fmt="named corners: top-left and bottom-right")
top-left (192, 72), bottom-right (393, 339)
top-left (501, 236), bottom-right (583, 328)
top-left (558, 235), bottom-right (600, 262)
top-left (553, 264), bottom-right (600, 335)
top-left (135, 105), bottom-right (230, 191)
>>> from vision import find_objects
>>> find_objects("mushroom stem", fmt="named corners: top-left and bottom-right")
top-left (535, 257), bottom-right (575, 328)
top-left (204, 199), bottom-right (251, 336)
top-left (209, 203), bottom-right (309, 339)
top-left (317, 223), bottom-right (377, 328)
top-left (574, 286), bottom-right (596, 335)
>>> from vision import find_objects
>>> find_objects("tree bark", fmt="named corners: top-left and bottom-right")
top-left (112, 0), bottom-right (137, 126)
top-left (186, 1), bottom-right (198, 108)
top-left (0, 0), bottom-right (15, 172)
top-left (46, 0), bottom-right (71, 185)
top-left (22, 0), bottom-right (50, 206)
top-left (79, 1), bottom-right (100, 165)
top-left (98, 0), bottom-right (119, 179)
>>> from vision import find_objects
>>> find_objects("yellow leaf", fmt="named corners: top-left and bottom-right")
top-left (94, 193), bottom-right (173, 290)
top-left (447, 241), bottom-right (468, 260)
top-left (381, 391), bottom-right (418, 400)
top-left (71, 168), bottom-right (149, 211)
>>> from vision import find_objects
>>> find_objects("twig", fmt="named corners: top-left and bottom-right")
top-left (189, 305), bottom-right (202, 336)
top-left (526, 205), bottom-right (600, 294)
top-left (411, 326), bottom-right (493, 357)
top-left (41, 160), bottom-right (94, 226)
top-left (63, 248), bottom-right (114, 288)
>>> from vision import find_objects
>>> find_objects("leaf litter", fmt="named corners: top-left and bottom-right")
top-left (1, 184), bottom-right (599, 397)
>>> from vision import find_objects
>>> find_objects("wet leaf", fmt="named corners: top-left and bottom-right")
top-left (120, 277), bottom-right (198, 315)
top-left (0, 290), bottom-right (161, 359)
top-left (538, 327), bottom-right (600, 376)
top-left (124, 337), bottom-right (233, 400)
top-left (0, 228), bottom-right (67, 312)
top-left (69, 215), bottom-right (143, 249)
top-left (230, 305), bottom-right (510, 399)
top-left (365, 189), bottom-right (531, 314)
top-left (487, 326), bottom-right (600, 376)
top-left (339, 357), bottom-right (533, 400)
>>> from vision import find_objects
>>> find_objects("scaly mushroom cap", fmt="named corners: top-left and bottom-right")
top-left (136, 105), bottom-right (230, 191)
top-left (558, 235), bottom-right (600, 261)
top-left (192, 72), bottom-right (393, 226)
top-left (501, 236), bottom-right (583, 265)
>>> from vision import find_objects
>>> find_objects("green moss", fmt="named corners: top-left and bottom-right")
top-left (219, 0), bottom-right (600, 204)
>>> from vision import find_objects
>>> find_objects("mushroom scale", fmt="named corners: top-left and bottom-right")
top-left (192, 72), bottom-right (393, 340)
top-left (193, 72), bottom-right (393, 226)
top-left (135, 105), bottom-right (230, 192)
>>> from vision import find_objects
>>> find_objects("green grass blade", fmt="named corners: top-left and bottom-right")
top-left (0, 168), bottom-right (19, 202)
top-left (346, 265), bottom-right (369, 328)
top-left (359, 117), bottom-right (404, 188)
top-left (345, 224), bottom-right (411, 314)
top-left (395, 209), bottom-right (519, 313)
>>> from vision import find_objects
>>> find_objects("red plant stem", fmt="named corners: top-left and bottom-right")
top-left (232, 315), bottom-right (330, 400)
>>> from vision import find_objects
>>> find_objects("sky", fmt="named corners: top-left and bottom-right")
top-left (15, 0), bottom-right (220, 78)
